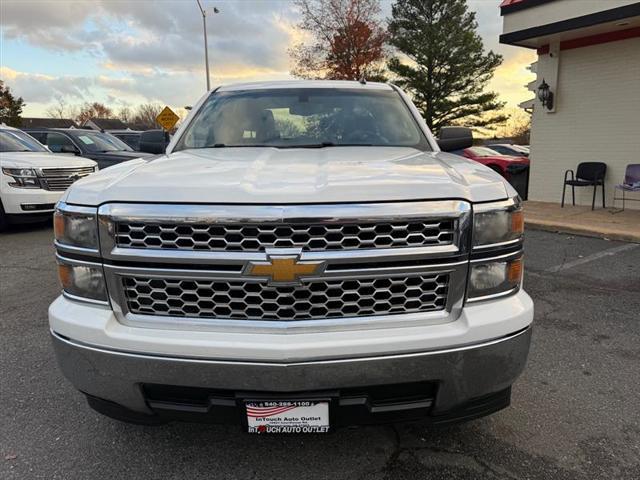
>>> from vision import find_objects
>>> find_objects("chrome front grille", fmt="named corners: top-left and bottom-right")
top-left (123, 274), bottom-right (449, 321)
top-left (99, 201), bottom-right (471, 330)
top-left (39, 167), bottom-right (95, 191)
top-left (115, 219), bottom-right (456, 251)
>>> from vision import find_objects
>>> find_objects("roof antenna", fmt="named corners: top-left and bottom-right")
top-left (359, 74), bottom-right (367, 85)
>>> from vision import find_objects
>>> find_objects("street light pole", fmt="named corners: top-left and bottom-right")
top-left (195, 0), bottom-right (218, 91)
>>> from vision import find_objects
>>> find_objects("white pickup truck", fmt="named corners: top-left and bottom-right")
top-left (0, 125), bottom-right (96, 231)
top-left (49, 81), bottom-right (533, 432)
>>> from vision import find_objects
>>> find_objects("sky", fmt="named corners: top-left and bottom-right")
top-left (0, 0), bottom-right (536, 118)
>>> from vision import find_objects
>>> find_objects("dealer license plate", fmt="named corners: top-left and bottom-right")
top-left (245, 400), bottom-right (330, 433)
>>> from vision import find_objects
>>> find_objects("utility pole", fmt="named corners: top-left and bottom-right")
top-left (195, 0), bottom-right (219, 91)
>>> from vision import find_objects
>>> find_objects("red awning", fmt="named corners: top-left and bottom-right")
top-left (500, 0), bottom-right (527, 7)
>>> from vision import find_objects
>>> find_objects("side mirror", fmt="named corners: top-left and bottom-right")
top-left (139, 129), bottom-right (170, 154)
top-left (437, 127), bottom-right (473, 152)
top-left (60, 145), bottom-right (80, 155)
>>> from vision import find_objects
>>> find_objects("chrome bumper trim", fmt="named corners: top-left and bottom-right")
top-left (51, 326), bottom-right (532, 414)
top-left (98, 200), bottom-right (472, 261)
top-left (51, 327), bottom-right (530, 365)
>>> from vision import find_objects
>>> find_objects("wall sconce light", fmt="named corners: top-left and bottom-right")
top-left (537, 79), bottom-right (554, 110)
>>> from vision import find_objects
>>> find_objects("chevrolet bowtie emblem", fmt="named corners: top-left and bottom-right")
top-left (245, 255), bottom-right (325, 285)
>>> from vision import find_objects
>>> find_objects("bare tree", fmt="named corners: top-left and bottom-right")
top-left (494, 108), bottom-right (531, 144)
top-left (46, 97), bottom-right (68, 119)
top-left (130, 103), bottom-right (164, 130)
top-left (75, 102), bottom-right (114, 125)
top-left (45, 100), bottom-right (170, 130)
top-left (117, 106), bottom-right (133, 125)
top-left (289, 0), bottom-right (387, 80)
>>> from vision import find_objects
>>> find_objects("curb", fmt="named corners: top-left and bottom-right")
top-left (525, 220), bottom-right (640, 243)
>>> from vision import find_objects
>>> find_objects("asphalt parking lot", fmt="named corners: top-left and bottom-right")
top-left (1, 224), bottom-right (639, 480)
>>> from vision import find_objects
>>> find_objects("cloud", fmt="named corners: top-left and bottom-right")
top-left (489, 49), bottom-right (537, 106)
top-left (1, 0), bottom-right (96, 50)
top-left (1, 0), bottom-right (300, 114)
top-left (0, 66), bottom-right (94, 102)
top-left (1, 0), bottom-right (297, 74)
top-left (1, 0), bottom-right (534, 116)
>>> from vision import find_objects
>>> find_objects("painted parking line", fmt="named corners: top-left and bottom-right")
top-left (545, 243), bottom-right (639, 273)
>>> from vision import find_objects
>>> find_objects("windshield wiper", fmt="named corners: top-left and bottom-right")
top-left (275, 142), bottom-right (374, 149)
top-left (190, 143), bottom-right (236, 149)
top-left (187, 142), bottom-right (375, 150)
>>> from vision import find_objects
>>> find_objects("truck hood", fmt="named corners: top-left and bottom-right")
top-left (0, 152), bottom-right (97, 169)
top-left (65, 147), bottom-right (510, 206)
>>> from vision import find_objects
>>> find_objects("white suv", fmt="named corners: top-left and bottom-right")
top-left (49, 81), bottom-right (533, 432)
top-left (0, 126), bottom-right (97, 230)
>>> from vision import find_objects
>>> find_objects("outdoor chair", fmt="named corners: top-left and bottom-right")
top-left (612, 164), bottom-right (640, 211)
top-left (561, 162), bottom-right (607, 210)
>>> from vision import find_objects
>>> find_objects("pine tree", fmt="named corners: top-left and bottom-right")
top-left (0, 80), bottom-right (25, 127)
top-left (387, 0), bottom-right (507, 134)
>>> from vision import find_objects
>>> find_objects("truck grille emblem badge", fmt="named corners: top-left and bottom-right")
top-left (245, 255), bottom-right (325, 285)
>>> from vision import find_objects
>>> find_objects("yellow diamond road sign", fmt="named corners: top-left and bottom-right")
top-left (156, 106), bottom-right (180, 131)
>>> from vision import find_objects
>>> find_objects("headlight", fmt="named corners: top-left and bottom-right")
top-left (468, 255), bottom-right (523, 301)
top-left (473, 198), bottom-right (523, 247)
top-left (54, 203), bottom-right (98, 250)
top-left (57, 258), bottom-right (108, 302)
top-left (2, 167), bottom-right (40, 188)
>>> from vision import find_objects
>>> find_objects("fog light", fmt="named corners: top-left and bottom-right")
top-left (468, 256), bottom-right (523, 301)
top-left (57, 261), bottom-right (108, 302)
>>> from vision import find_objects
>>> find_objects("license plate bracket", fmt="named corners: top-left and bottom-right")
top-left (244, 399), bottom-right (331, 434)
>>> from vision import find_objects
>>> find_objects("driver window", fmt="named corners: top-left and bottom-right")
top-left (46, 133), bottom-right (75, 153)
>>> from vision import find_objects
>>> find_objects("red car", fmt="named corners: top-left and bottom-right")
top-left (457, 146), bottom-right (530, 180)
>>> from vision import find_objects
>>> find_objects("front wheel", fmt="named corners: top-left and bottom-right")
top-left (0, 202), bottom-right (8, 233)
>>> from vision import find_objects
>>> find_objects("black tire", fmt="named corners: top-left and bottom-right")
top-left (0, 201), bottom-right (8, 233)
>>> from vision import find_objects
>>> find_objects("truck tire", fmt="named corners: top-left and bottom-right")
top-left (0, 202), bottom-right (7, 233)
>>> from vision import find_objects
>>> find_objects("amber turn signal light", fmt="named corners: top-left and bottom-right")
top-left (57, 263), bottom-right (73, 289)
top-left (508, 258), bottom-right (523, 284)
top-left (511, 210), bottom-right (524, 235)
top-left (53, 211), bottom-right (65, 240)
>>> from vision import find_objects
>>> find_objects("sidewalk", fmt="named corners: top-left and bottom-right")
top-left (524, 201), bottom-right (640, 243)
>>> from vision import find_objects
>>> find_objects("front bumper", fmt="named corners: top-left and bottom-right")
top-left (0, 182), bottom-right (62, 215)
top-left (51, 326), bottom-right (531, 425)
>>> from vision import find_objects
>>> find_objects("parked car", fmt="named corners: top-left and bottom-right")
top-left (49, 80), bottom-right (532, 431)
top-left (23, 128), bottom-right (152, 170)
top-left (454, 146), bottom-right (530, 177)
top-left (453, 147), bottom-right (530, 199)
top-left (137, 129), bottom-right (171, 154)
top-left (107, 129), bottom-right (143, 151)
top-left (486, 143), bottom-right (530, 157)
top-left (0, 125), bottom-right (97, 231)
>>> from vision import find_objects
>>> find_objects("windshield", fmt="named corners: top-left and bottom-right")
top-left (468, 147), bottom-right (502, 157)
top-left (113, 133), bottom-right (141, 150)
top-left (175, 88), bottom-right (430, 150)
top-left (0, 129), bottom-right (49, 153)
top-left (491, 145), bottom-right (526, 155)
top-left (69, 131), bottom-right (133, 153)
